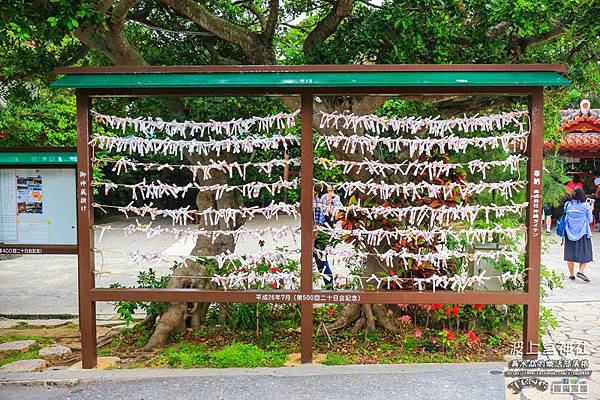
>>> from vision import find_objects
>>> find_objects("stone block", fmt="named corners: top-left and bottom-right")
top-left (39, 345), bottom-right (73, 361)
top-left (0, 340), bottom-right (36, 355)
top-left (0, 359), bottom-right (47, 373)
top-left (26, 319), bottom-right (71, 328)
top-left (68, 356), bottom-right (120, 370)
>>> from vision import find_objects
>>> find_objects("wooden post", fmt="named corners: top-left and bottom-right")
top-left (523, 88), bottom-right (544, 359)
top-left (76, 91), bottom-right (97, 368)
top-left (300, 92), bottom-right (314, 364)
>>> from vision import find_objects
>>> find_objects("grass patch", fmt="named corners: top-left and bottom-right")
top-left (0, 335), bottom-right (54, 367)
top-left (322, 352), bottom-right (354, 365)
top-left (0, 346), bottom-right (41, 367)
top-left (157, 342), bottom-right (286, 369)
top-left (209, 343), bottom-right (286, 368)
top-left (119, 362), bottom-right (146, 369)
top-left (98, 348), bottom-right (113, 357)
top-left (162, 343), bottom-right (209, 368)
top-left (0, 334), bottom-right (53, 346)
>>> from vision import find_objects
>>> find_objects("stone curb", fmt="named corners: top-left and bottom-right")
top-left (0, 362), bottom-right (505, 387)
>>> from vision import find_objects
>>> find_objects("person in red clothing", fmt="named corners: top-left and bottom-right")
top-left (566, 175), bottom-right (584, 196)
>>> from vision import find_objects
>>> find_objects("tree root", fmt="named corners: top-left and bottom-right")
top-left (143, 302), bottom-right (187, 351)
top-left (372, 304), bottom-right (395, 330)
top-left (351, 317), bottom-right (366, 334)
top-left (329, 303), bottom-right (361, 330)
top-left (362, 304), bottom-right (376, 331)
top-left (329, 303), bottom-right (396, 334)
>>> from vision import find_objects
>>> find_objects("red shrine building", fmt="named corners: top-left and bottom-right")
top-left (545, 99), bottom-right (600, 159)
top-left (545, 100), bottom-right (600, 190)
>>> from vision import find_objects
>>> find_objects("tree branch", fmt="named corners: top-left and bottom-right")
top-left (356, 0), bottom-right (383, 9)
top-left (111, 0), bottom-right (140, 26)
top-left (264, 0), bottom-right (280, 40)
top-left (205, 41), bottom-right (241, 65)
top-left (486, 21), bottom-right (510, 39)
top-left (506, 23), bottom-right (566, 58)
top-left (74, 0), bottom-right (147, 66)
top-left (233, 0), bottom-right (266, 30)
top-left (159, 0), bottom-right (268, 62)
top-left (281, 21), bottom-right (319, 31)
top-left (249, 3), bottom-right (267, 31)
top-left (518, 23), bottom-right (565, 49)
top-left (303, 0), bottom-right (354, 55)
top-left (127, 17), bottom-right (215, 36)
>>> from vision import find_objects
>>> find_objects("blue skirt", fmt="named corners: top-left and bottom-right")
top-left (564, 236), bottom-right (593, 263)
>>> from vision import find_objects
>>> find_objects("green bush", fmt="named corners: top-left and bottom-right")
top-left (163, 343), bottom-right (209, 369)
top-left (322, 352), bottom-right (353, 366)
top-left (209, 343), bottom-right (286, 368)
top-left (160, 342), bottom-right (286, 368)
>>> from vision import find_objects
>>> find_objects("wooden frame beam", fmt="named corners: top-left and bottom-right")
top-left (72, 78), bottom-right (550, 369)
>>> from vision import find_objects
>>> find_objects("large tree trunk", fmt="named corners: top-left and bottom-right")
top-left (146, 95), bottom-right (401, 349)
top-left (145, 160), bottom-right (244, 349)
top-left (308, 96), bottom-right (401, 332)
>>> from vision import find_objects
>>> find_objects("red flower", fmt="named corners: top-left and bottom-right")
top-left (272, 282), bottom-right (278, 289)
top-left (474, 304), bottom-right (484, 311)
top-left (433, 304), bottom-right (443, 310)
top-left (445, 330), bottom-right (455, 341)
top-left (444, 307), bottom-right (452, 315)
top-left (453, 305), bottom-right (460, 316)
top-left (467, 330), bottom-right (478, 342)
top-left (270, 267), bottom-right (281, 273)
top-left (327, 308), bottom-right (335, 317)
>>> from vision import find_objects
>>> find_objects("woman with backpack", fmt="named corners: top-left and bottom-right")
top-left (563, 187), bottom-right (593, 282)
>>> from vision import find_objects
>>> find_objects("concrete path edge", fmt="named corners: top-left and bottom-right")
top-left (0, 362), bottom-right (505, 387)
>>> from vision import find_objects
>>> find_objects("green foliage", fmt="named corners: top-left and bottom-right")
top-left (0, 346), bottom-right (41, 367)
top-left (322, 352), bottom-right (354, 365)
top-left (0, 334), bottom-right (54, 367)
top-left (540, 264), bottom-right (564, 299)
top-left (0, 85), bottom-right (77, 147)
top-left (111, 267), bottom-right (171, 323)
top-left (539, 305), bottom-right (559, 336)
top-left (487, 336), bottom-right (501, 346)
top-left (160, 342), bottom-right (286, 368)
top-left (0, 334), bottom-right (53, 345)
top-left (163, 342), bottom-right (210, 368)
top-left (543, 156), bottom-right (571, 207)
top-left (210, 343), bottom-right (286, 368)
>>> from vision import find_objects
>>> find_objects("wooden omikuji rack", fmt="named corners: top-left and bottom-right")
top-left (50, 64), bottom-right (570, 368)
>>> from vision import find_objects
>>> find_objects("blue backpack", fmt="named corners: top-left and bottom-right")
top-left (556, 202), bottom-right (569, 237)
top-left (556, 214), bottom-right (566, 237)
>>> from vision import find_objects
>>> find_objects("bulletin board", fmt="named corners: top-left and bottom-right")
top-left (0, 149), bottom-right (77, 254)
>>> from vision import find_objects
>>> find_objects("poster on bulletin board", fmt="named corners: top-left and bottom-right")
top-left (0, 168), bottom-right (77, 246)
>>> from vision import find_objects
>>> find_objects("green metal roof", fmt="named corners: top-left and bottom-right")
top-left (0, 152), bottom-right (77, 165)
top-left (50, 71), bottom-right (570, 89)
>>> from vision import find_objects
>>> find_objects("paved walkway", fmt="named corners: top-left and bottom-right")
top-left (541, 231), bottom-right (600, 386)
top-left (0, 363), bottom-right (506, 400)
top-left (511, 232), bottom-right (600, 399)
top-left (0, 215), bottom-right (300, 315)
